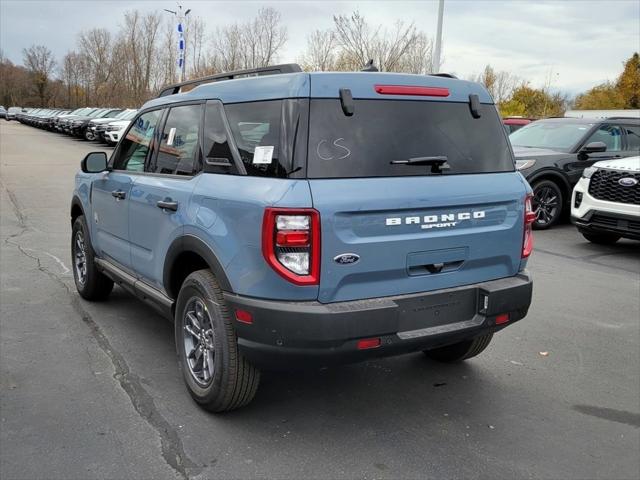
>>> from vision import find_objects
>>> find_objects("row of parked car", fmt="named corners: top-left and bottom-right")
top-left (4, 106), bottom-right (137, 146)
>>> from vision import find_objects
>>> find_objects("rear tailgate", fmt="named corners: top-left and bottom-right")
top-left (306, 74), bottom-right (525, 303)
top-left (309, 173), bottom-right (527, 303)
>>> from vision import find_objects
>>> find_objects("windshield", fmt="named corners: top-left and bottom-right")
top-left (120, 110), bottom-right (137, 120)
top-left (99, 109), bottom-right (122, 118)
top-left (510, 121), bottom-right (593, 151)
top-left (114, 109), bottom-right (131, 119)
top-left (307, 99), bottom-right (514, 178)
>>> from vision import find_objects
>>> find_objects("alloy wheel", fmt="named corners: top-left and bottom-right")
top-left (533, 185), bottom-right (559, 226)
top-left (74, 230), bottom-right (87, 286)
top-left (183, 297), bottom-right (216, 386)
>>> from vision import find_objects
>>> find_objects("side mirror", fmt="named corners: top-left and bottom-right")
top-left (81, 152), bottom-right (108, 173)
top-left (580, 141), bottom-right (607, 154)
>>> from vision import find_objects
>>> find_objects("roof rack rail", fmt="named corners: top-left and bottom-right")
top-left (606, 116), bottom-right (640, 120)
top-left (430, 73), bottom-right (458, 79)
top-left (157, 63), bottom-right (303, 97)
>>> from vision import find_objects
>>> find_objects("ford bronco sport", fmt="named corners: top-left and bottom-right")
top-left (71, 64), bottom-right (534, 412)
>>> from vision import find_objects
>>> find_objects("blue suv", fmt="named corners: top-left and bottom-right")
top-left (71, 64), bottom-right (534, 412)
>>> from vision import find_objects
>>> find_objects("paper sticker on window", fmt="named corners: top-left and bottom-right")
top-left (253, 146), bottom-right (274, 164)
top-left (167, 127), bottom-right (177, 146)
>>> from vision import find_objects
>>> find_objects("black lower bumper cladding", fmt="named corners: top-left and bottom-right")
top-left (572, 210), bottom-right (640, 240)
top-left (225, 272), bottom-right (533, 368)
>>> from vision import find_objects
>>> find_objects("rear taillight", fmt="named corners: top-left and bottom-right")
top-left (522, 194), bottom-right (535, 258)
top-left (262, 208), bottom-right (320, 285)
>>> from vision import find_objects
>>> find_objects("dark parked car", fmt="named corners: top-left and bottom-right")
top-left (512, 117), bottom-right (640, 229)
top-left (68, 109), bottom-right (122, 137)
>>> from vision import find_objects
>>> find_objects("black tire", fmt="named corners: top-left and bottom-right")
top-left (423, 333), bottom-right (493, 363)
top-left (531, 179), bottom-right (564, 230)
top-left (175, 269), bottom-right (260, 412)
top-left (581, 231), bottom-right (620, 245)
top-left (84, 129), bottom-right (94, 141)
top-left (71, 216), bottom-right (114, 300)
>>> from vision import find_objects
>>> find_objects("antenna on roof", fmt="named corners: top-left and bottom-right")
top-left (361, 59), bottom-right (379, 72)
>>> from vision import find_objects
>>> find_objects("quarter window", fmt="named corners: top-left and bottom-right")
top-left (113, 110), bottom-right (162, 171)
top-left (585, 125), bottom-right (623, 152)
top-left (152, 104), bottom-right (202, 175)
top-left (225, 101), bottom-right (287, 177)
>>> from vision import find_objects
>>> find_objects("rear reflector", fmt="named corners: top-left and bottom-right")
top-left (235, 309), bottom-right (253, 324)
top-left (357, 338), bottom-right (381, 350)
top-left (374, 85), bottom-right (450, 97)
top-left (276, 230), bottom-right (310, 247)
top-left (495, 313), bottom-right (510, 325)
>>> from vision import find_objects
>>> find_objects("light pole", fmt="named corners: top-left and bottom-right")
top-left (164, 5), bottom-right (191, 82)
top-left (432, 0), bottom-right (445, 73)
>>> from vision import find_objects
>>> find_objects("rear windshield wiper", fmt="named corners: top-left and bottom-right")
top-left (390, 156), bottom-right (450, 173)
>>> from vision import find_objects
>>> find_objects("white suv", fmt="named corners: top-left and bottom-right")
top-left (571, 156), bottom-right (640, 244)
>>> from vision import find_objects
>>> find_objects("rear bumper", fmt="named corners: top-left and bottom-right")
top-left (225, 272), bottom-right (533, 368)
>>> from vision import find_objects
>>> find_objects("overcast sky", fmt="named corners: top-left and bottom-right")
top-left (1, 0), bottom-right (638, 95)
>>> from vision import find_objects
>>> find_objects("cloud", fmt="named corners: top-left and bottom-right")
top-left (1, 0), bottom-right (638, 95)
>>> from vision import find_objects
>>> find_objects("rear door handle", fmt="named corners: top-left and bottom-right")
top-left (111, 190), bottom-right (126, 200)
top-left (157, 199), bottom-right (178, 211)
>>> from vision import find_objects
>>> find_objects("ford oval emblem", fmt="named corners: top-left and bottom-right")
top-left (618, 177), bottom-right (638, 187)
top-left (334, 253), bottom-right (360, 265)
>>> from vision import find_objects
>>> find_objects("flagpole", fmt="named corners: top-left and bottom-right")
top-left (164, 4), bottom-right (191, 83)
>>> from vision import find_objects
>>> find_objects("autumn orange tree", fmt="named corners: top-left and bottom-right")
top-left (574, 52), bottom-right (639, 109)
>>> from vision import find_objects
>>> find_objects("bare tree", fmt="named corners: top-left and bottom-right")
top-left (78, 29), bottom-right (112, 104)
top-left (299, 29), bottom-right (337, 71)
top-left (158, 19), bottom-right (178, 87)
top-left (22, 45), bottom-right (56, 105)
top-left (60, 51), bottom-right (86, 107)
top-left (211, 24), bottom-right (244, 71)
top-left (115, 10), bottom-right (162, 105)
top-left (185, 16), bottom-right (209, 77)
top-left (396, 32), bottom-right (434, 74)
top-left (476, 65), bottom-right (520, 105)
top-left (0, 54), bottom-right (31, 106)
top-left (247, 7), bottom-right (287, 67)
top-left (332, 12), bottom-right (433, 73)
top-left (210, 7), bottom-right (287, 72)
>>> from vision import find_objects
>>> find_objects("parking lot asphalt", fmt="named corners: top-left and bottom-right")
top-left (1, 120), bottom-right (639, 480)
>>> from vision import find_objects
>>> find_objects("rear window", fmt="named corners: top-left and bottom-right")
top-left (307, 99), bottom-right (514, 178)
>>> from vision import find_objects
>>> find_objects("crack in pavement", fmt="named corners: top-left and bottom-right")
top-left (1, 179), bottom-right (200, 479)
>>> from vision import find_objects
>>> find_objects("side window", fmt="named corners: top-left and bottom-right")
top-left (152, 104), bottom-right (202, 175)
top-left (203, 101), bottom-right (238, 174)
top-left (585, 124), bottom-right (623, 152)
top-left (113, 110), bottom-right (162, 171)
top-left (623, 125), bottom-right (640, 152)
top-left (224, 100), bottom-right (285, 177)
